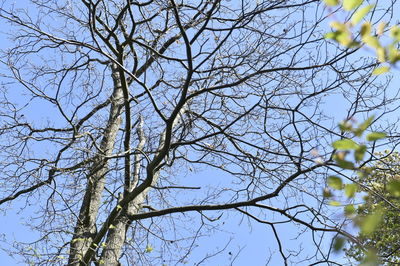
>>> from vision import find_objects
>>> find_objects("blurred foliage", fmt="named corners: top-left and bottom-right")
top-left (325, 116), bottom-right (388, 265)
top-left (323, 0), bottom-right (400, 75)
top-left (345, 152), bottom-right (400, 265)
top-left (322, 0), bottom-right (400, 264)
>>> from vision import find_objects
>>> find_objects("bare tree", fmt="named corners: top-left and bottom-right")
top-left (0, 0), bottom-right (399, 265)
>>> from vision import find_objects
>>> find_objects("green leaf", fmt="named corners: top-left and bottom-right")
top-left (325, 31), bottom-right (354, 47)
top-left (325, 28), bottom-right (355, 47)
top-left (361, 22), bottom-right (371, 37)
top-left (344, 183), bottom-right (358, 198)
top-left (333, 237), bottom-right (345, 252)
top-left (329, 200), bottom-right (341, 207)
top-left (344, 204), bottom-right (356, 216)
top-left (354, 116), bottom-right (374, 136)
top-left (387, 180), bottom-right (400, 197)
top-left (323, 0), bottom-right (339, 6)
top-left (330, 22), bottom-right (347, 32)
top-left (332, 139), bottom-right (359, 150)
top-left (339, 120), bottom-right (353, 132)
top-left (323, 188), bottom-right (333, 198)
top-left (343, 0), bottom-right (363, 11)
top-left (376, 22), bottom-right (386, 36)
top-left (363, 35), bottom-right (381, 49)
top-left (351, 4), bottom-right (374, 25)
top-left (325, 32), bottom-right (337, 40)
top-left (360, 208), bottom-right (383, 235)
top-left (390, 25), bottom-right (400, 41)
top-left (336, 32), bottom-right (353, 46)
top-left (388, 45), bottom-right (400, 63)
top-left (145, 244), bottom-right (153, 253)
top-left (325, 31), bottom-right (345, 42)
top-left (366, 132), bottom-right (387, 141)
top-left (376, 47), bottom-right (386, 63)
top-left (327, 176), bottom-right (343, 190)
top-left (355, 145), bottom-right (367, 162)
top-left (338, 160), bottom-right (355, 169)
top-left (334, 156), bottom-right (355, 169)
top-left (372, 66), bottom-right (390, 75)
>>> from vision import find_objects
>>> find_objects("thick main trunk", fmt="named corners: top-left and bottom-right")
top-left (99, 108), bottom-right (187, 265)
top-left (100, 116), bottom-right (150, 265)
top-left (99, 182), bottom-right (158, 265)
top-left (68, 65), bottom-right (124, 265)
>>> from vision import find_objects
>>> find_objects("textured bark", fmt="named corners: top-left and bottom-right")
top-left (68, 65), bottom-right (124, 265)
top-left (99, 189), bottom-right (155, 265)
top-left (100, 109), bottom-right (186, 265)
top-left (99, 117), bottom-right (147, 265)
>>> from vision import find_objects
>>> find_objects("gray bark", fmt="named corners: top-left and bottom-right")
top-left (100, 109), bottom-right (187, 265)
top-left (68, 64), bottom-right (124, 265)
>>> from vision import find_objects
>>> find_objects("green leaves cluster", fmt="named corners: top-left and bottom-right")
top-left (346, 152), bottom-right (400, 264)
top-left (324, 0), bottom-right (400, 75)
top-left (330, 116), bottom-right (385, 172)
top-left (322, 1), bottom-right (400, 264)
top-left (325, 117), bottom-right (389, 263)
top-left (327, 116), bottom-right (385, 195)
top-left (324, 0), bottom-right (363, 10)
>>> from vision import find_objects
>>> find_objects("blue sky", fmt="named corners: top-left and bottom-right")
top-left (0, 1), bottom-right (399, 265)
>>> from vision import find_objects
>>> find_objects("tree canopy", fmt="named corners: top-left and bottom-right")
top-left (0, 0), bottom-right (399, 265)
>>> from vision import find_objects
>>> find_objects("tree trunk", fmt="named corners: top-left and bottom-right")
top-left (99, 116), bottom-right (148, 265)
top-left (100, 109), bottom-right (186, 265)
top-left (68, 64), bottom-right (124, 265)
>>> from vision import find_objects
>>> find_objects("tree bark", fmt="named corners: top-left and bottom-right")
top-left (68, 64), bottom-right (124, 265)
top-left (99, 116), bottom-right (147, 265)
top-left (100, 109), bottom-right (186, 265)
